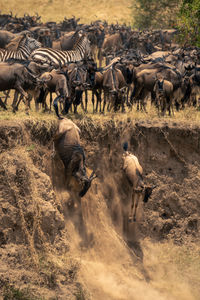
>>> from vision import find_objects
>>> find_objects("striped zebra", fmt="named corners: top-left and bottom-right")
top-left (0, 34), bottom-right (41, 62)
top-left (30, 34), bottom-right (91, 68)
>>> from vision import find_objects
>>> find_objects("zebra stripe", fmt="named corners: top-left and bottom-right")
top-left (0, 35), bottom-right (41, 62)
top-left (30, 35), bottom-right (91, 68)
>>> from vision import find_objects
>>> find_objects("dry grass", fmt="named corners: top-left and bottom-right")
top-left (1, 93), bottom-right (200, 128)
top-left (0, 0), bottom-right (133, 25)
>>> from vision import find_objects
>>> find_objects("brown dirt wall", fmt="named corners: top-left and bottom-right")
top-left (0, 117), bottom-right (200, 299)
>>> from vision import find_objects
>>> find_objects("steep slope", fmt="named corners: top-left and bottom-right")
top-left (0, 118), bottom-right (200, 299)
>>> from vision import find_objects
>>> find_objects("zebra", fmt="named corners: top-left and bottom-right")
top-left (0, 33), bottom-right (41, 62)
top-left (29, 33), bottom-right (91, 68)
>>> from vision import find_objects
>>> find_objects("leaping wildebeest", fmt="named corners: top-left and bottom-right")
top-left (122, 142), bottom-right (155, 223)
top-left (52, 118), bottom-right (96, 200)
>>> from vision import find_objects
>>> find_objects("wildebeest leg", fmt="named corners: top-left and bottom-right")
top-left (138, 89), bottom-right (145, 111)
top-left (63, 97), bottom-right (71, 114)
top-left (92, 90), bottom-right (95, 113)
top-left (141, 90), bottom-right (148, 113)
top-left (51, 141), bottom-right (56, 158)
top-left (15, 85), bottom-right (29, 114)
top-left (49, 92), bottom-right (53, 112)
top-left (129, 191), bottom-right (135, 222)
top-left (98, 47), bottom-right (103, 67)
top-left (98, 90), bottom-right (102, 113)
top-left (27, 94), bottom-right (32, 109)
top-left (84, 90), bottom-right (88, 112)
top-left (12, 91), bottom-right (19, 112)
top-left (166, 95), bottom-right (172, 116)
top-left (131, 84), bottom-right (142, 108)
top-left (0, 97), bottom-right (7, 110)
top-left (74, 90), bottom-right (83, 114)
top-left (107, 93), bottom-right (112, 112)
top-left (95, 90), bottom-right (101, 113)
top-left (126, 86), bottom-right (130, 106)
top-left (15, 94), bottom-right (24, 112)
top-left (162, 97), bottom-right (167, 116)
top-left (151, 90), bottom-right (156, 106)
top-left (121, 94), bottom-right (125, 113)
top-left (41, 90), bottom-right (51, 113)
top-left (129, 191), bottom-right (140, 222)
top-left (103, 90), bottom-right (107, 113)
top-left (36, 87), bottom-right (48, 111)
top-left (53, 95), bottom-right (62, 119)
top-left (3, 90), bottom-right (10, 106)
top-left (136, 98), bottom-right (140, 111)
top-left (156, 96), bottom-right (161, 116)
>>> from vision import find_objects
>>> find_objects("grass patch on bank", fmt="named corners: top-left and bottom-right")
top-left (0, 97), bottom-right (200, 128)
top-left (2, 283), bottom-right (43, 300)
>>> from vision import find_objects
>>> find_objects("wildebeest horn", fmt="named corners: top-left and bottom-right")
top-left (79, 170), bottom-right (97, 197)
top-left (89, 170), bottom-right (97, 181)
top-left (26, 69), bottom-right (38, 79)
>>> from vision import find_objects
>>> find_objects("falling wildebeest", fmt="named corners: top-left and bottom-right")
top-left (122, 142), bottom-right (155, 222)
top-left (52, 117), bottom-right (96, 200)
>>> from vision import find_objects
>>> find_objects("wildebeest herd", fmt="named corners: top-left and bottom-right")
top-left (0, 12), bottom-right (199, 117)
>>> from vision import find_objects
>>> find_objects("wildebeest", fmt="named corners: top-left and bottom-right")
top-left (66, 59), bottom-right (97, 113)
top-left (130, 62), bottom-right (183, 112)
top-left (0, 62), bottom-right (38, 112)
top-left (52, 118), bottom-right (96, 199)
top-left (10, 61), bottom-right (51, 113)
top-left (154, 77), bottom-right (174, 116)
top-left (102, 63), bottom-right (127, 112)
top-left (37, 68), bottom-right (70, 114)
top-left (60, 30), bottom-right (81, 50)
top-left (122, 142), bottom-right (154, 223)
top-left (99, 32), bottom-right (124, 66)
top-left (0, 30), bottom-right (16, 48)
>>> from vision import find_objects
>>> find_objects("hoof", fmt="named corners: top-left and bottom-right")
top-left (51, 151), bottom-right (56, 159)
top-left (128, 216), bottom-right (136, 223)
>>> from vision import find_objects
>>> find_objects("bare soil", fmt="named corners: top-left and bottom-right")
top-left (0, 117), bottom-right (200, 299)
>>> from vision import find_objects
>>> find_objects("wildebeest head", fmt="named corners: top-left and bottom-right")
top-left (79, 170), bottom-right (97, 197)
top-left (69, 154), bottom-right (97, 198)
top-left (143, 185), bottom-right (156, 203)
top-left (157, 79), bottom-right (164, 91)
top-left (73, 169), bottom-right (97, 197)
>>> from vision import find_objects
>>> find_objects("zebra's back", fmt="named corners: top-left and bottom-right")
top-left (0, 48), bottom-right (29, 62)
top-left (30, 35), bottom-right (91, 68)
top-left (0, 35), bottom-right (41, 62)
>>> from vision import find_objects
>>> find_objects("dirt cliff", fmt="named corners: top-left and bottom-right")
top-left (0, 117), bottom-right (200, 299)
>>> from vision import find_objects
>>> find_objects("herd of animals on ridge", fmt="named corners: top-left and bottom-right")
top-left (0, 12), bottom-right (199, 117)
